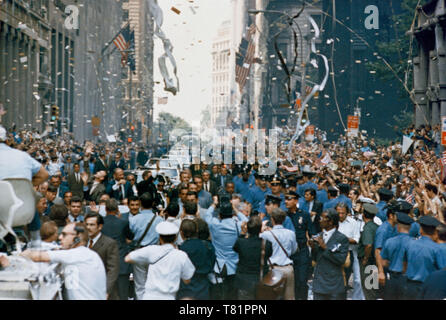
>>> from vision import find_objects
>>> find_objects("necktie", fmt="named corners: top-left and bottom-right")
top-left (76, 173), bottom-right (80, 183)
top-left (89, 239), bottom-right (94, 249)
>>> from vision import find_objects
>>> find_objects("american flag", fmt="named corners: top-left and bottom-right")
top-left (236, 24), bottom-right (256, 92)
top-left (442, 151), bottom-right (446, 166)
top-left (113, 24), bottom-right (136, 71)
top-left (405, 192), bottom-right (415, 205)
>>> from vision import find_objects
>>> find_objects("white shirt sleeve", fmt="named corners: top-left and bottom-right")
top-left (112, 182), bottom-right (120, 191)
top-left (128, 245), bottom-right (156, 265)
top-left (29, 155), bottom-right (43, 176)
top-left (48, 248), bottom-right (84, 264)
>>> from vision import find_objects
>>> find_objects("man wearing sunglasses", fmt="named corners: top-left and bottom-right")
top-left (19, 222), bottom-right (107, 300)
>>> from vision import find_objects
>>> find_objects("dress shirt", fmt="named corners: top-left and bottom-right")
top-left (338, 216), bottom-right (360, 251)
top-left (68, 214), bottom-right (84, 222)
top-left (204, 181), bottom-right (210, 192)
top-left (260, 225), bottom-right (297, 266)
top-left (322, 228), bottom-right (336, 244)
top-left (112, 180), bottom-right (126, 199)
top-left (89, 232), bottom-right (102, 248)
top-left (132, 184), bottom-right (138, 197)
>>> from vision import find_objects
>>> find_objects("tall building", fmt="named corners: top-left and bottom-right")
top-left (211, 20), bottom-right (232, 128)
top-left (0, 0), bottom-right (76, 133)
top-left (122, 0), bottom-right (154, 144)
top-left (0, 0), bottom-right (126, 142)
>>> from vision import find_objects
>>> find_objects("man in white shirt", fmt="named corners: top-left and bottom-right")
top-left (20, 222), bottom-right (107, 300)
top-left (336, 202), bottom-right (364, 300)
top-left (260, 208), bottom-right (298, 300)
top-left (125, 221), bottom-right (195, 300)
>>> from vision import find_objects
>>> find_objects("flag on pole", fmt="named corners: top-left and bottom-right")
top-left (236, 24), bottom-right (256, 92)
top-left (113, 24), bottom-right (136, 71)
top-left (442, 151), bottom-right (446, 166)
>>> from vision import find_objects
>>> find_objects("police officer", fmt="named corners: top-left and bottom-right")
top-left (297, 167), bottom-right (318, 198)
top-left (322, 186), bottom-right (339, 211)
top-left (376, 188), bottom-right (394, 223)
top-left (249, 173), bottom-right (270, 211)
top-left (285, 190), bottom-right (313, 300)
top-left (258, 174), bottom-right (287, 214)
top-left (234, 166), bottom-right (253, 205)
top-left (403, 215), bottom-right (446, 300)
top-left (374, 201), bottom-right (398, 294)
top-left (393, 200), bottom-right (420, 238)
top-left (380, 212), bottom-right (414, 300)
top-left (357, 203), bottom-right (380, 300)
top-left (261, 194), bottom-right (295, 232)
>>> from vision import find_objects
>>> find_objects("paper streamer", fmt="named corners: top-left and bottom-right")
top-left (147, 0), bottom-right (180, 95)
top-left (288, 16), bottom-right (329, 159)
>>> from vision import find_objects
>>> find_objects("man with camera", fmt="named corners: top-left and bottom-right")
top-left (19, 222), bottom-right (107, 300)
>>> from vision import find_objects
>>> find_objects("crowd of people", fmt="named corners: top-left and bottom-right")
top-left (0, 122), bottom-right (446, 300)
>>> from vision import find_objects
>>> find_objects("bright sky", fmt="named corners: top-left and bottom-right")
top-left (152, 0), bottom-right (232, 127)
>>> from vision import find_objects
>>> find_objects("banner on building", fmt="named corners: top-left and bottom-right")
top-left (347, 115), bottom-right (359, 137)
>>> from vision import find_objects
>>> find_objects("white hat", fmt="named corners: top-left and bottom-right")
top-left (0, 126), bottom-right (6, 141)
top-left (156, 221), bottom-right (179, 236)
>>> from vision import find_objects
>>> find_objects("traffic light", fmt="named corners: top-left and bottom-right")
top-left (51, 105), bottom-right (59, 121)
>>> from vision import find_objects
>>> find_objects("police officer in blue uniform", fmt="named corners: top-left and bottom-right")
top-left (234, 166), bottom-right (253, 205)
top-left (261, 194), bottom-right (295, 232)
top-left (297, 167), bottom-right (318, 198)
top-left (392, 200), bottom-right (420, 238)
top-left (380, 212), bottom-right (414, 300)
top-left (322, 186), bottom-right (339, 210)
top-left (285, 190), bottom-right (313, 300)
top-left (258, 174), bottom-right (287, 214)
top-left (403, 216), bottom-right (446, 300)
top-left (249, 173), bottom-right (271, 211)
top-left (330, 184), bottom-right (352, 211)
top-left (376, 188), bottom-right (393, 223)
top-left (374, 201), bottom-right (399, 294)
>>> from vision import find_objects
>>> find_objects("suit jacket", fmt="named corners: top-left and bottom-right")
top-left (67, 172), bottom-right (85, 199)
top-left (101, 215), bottom-right (134, 275)
top-left (109, 159), bottom-right (127, 175)
top-left (137, 179), bottom-right (157, 198)
top-left (311, 201), bottom-right (324, 234)
top-left (94, 158), bottom-right (109, 174)
top-left (86, 181), bottom-right (106, 203)
top-left (106, 180), bottom-right (133, 201)
top-left (312, 229), bottom-right (349, 295)
top-left (91, 234), bottom-right (120, 297)
top-left (202, 180), bottom-right (218, 196)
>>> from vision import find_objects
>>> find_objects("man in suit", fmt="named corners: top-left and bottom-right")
top-left (137, 170), bottom-right (156, 199)
top-left (86, 170), bottom-right (107, 203)
top-left (94, 153), bottom-right (109, 174)
top-left (193, 175), bottom-right (212, 209)
top-left (299, 188), bottom-right (323, 234)
top-left (154, 176), bottom-right (169, 210)
top-left (85, 212), bottom-right (120, 300)
top-left (68, 163), bottom-right (87, 200)
top-left (202, 170), bottom-right (218, 196)
top-left (106, 168), bottom-right (133, 203)
top-left (101, 199), bottom-right (134, 300)
top-left (109, 151), bottom-right (126, 177)
top-left (210, 164), bottom-right (221, 184)
top-left (310, 208), bottom-right (349, 300)
top-left (49, 174), bottom-right (69, 199)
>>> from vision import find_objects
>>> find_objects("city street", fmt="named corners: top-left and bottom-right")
top-left (0, 0), bottom-right (446, 302)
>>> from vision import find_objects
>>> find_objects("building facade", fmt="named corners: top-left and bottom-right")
top-left (122, 0), bottom-right (154, 144)
top-left (412, 0), bottom-right (446, 128)
top-left (211, 20), bottom-right (232, 128)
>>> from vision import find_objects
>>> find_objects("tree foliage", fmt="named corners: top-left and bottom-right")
top-left (366, 0), bottom-right (423, 93)
top-left (156, 112), bottom-right (191, 132)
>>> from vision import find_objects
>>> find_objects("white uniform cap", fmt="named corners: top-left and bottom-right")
top-left (0, 126), bottom-right (6, 141)
top-left (156, 221), bottom-right (179, 236)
